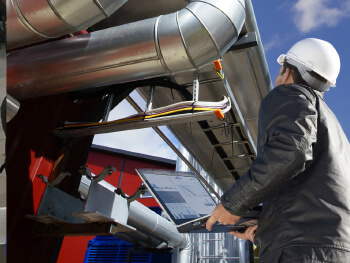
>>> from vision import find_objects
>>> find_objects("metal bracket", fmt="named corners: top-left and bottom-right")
top-left (114, 184), bottom-right (148, 204)
top-left (26, 185), bottom-right (85, 224)
top-left (193, 72), bottom-right (199, 102)
top-left (145, 85), bottom-right (155, 112)
top-left (222, 154), bottom-right (255, 160)
top-left (79, 164), bottom-right (116, 182)
top-left (102, 93), bottom-right (115, 122)
top-left (226, 32), bottom-right (258, 53)
top-left (36, 172), bottom-right (71, 187)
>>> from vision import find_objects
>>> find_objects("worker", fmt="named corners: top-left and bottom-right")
top-left (206, 38), bottom-right (350, 262)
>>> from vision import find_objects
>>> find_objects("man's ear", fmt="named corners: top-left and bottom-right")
top-left (281, 68), bottom-right (292, 84)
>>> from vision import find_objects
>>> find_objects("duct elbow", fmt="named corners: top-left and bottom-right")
top-left (157, 0), bottom-right (246, 73)
top-left (178, 234), bottom-right (192, 262)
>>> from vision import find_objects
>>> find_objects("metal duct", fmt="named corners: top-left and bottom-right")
top-left (128, 201), bottom-right (188, 249)
top-left (7, 0), bottom-right (246, 100)
top-left (7, 0), bottom-right (128, 50)
top-left (78, 175), bottom-right (189, 249)
top-left (177, 234), bottom-right (191, 263)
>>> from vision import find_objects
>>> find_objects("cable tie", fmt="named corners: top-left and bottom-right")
top-left (191, 101), bottom-right (196, 113)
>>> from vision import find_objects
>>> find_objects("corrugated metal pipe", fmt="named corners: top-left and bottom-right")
top-left (7, 0), bottom-right (128, 50)
top-left (7, 0), bottom-right (246, 100)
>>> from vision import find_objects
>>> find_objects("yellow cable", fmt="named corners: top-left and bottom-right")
top-left (56, 107), bottom-right (220, 130)
top-left (212, 68), bottom-right (224, 79)
top-left (144, 107), bottom-right (217, 119)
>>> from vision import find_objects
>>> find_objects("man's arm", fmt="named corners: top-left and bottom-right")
top-left (222, 85), bottom-right (318, 215)
top-left (206, 85), bottom-right (318, 229)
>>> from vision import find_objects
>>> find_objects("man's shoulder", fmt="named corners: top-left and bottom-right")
top-left (265, 84), bottom-right (317, 106)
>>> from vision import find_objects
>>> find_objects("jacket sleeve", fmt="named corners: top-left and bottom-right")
top-left (221, 85), bottom-right (318, 216)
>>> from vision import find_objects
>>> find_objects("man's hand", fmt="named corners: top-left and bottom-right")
top-left (230, 225), bottom-right (258, 243)
top-left (206, 203), bottom-right (241, 231)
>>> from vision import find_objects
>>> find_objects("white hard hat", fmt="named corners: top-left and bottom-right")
top-left (277, 38), bottom-right (340, 87)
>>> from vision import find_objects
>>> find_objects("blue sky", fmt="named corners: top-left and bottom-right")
top-left (253, 0), bottom-right (350, 138)
top-left (94, 0), bottom-right (350, 158)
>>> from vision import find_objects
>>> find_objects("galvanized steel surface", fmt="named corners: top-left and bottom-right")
top-left (7, 0), bottom-right (246, 100)
top-left (128, 201), bottom-right (189, 249)
top-left (7, 0), bottom-right (128, 49)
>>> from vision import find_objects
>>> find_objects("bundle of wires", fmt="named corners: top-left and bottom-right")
top-left (56, 96), bottom-right (231, 131)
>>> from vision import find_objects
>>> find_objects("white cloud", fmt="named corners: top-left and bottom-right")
top-left (293, 0), bottom-right (350, 33)
top-left (263, 37), bottom-right (280, 53)
top-left (92, 92), bottom-right (178, 160)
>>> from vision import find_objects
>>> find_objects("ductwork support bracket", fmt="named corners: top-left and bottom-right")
top-left (227, 32), bottom-right (258, 53)
top-left (193, 72), bottom-right (199, 102)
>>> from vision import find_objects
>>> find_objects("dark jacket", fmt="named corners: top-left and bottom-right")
top-left (221, 84), bottom-right (350, 262)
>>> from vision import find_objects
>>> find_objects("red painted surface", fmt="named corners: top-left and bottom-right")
top-left (57, 147), bottom-right (175, 263)
top-left (86, 150), bottom-right (175, 206)
top-left (29, 150), bottom-right (55, 213)
top-left (7, 94), bottom-right (101, 263)
top-left (57, 236), bottom-right (94, 263)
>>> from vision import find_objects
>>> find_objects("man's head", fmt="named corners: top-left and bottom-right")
top-left (275, 62), bottom-right (306, 87)
top-left (276, 38), bottom-right (340, 92)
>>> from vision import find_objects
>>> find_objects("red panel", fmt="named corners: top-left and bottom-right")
top-left (29, 151), bottom-right (54, 212)
top-left (57, 236), bottom-right (94, 263)
top-left (86, 150), bottom-right (174, 203)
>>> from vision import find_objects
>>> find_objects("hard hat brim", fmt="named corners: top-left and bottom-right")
top-left (277, 54), bottom-right (286, 65)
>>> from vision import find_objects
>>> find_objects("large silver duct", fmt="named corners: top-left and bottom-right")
top-left (7, 0), bottom-right (246, 100)
top-left (7, 0), bottom-right (128, 50)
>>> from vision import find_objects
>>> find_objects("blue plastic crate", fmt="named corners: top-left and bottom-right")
top-left (84, 236), bottom-right (151, 263)
top-left (84, 207), bottom-right (171, 263)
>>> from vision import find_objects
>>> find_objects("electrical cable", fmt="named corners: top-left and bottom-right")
top-left (212, 68), bottom-right (224, 79)
top-left (56, 97), bottom-right (231, 131)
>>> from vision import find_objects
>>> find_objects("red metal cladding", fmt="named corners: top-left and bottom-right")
top-left (57, 236), bottom-right (94, 263)
top-left (57, 147), bottom-right (176, 262)
top-left (87, 149), bottom-right (175, 205)
top-left (29, 151), bottom-right (54, 213)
